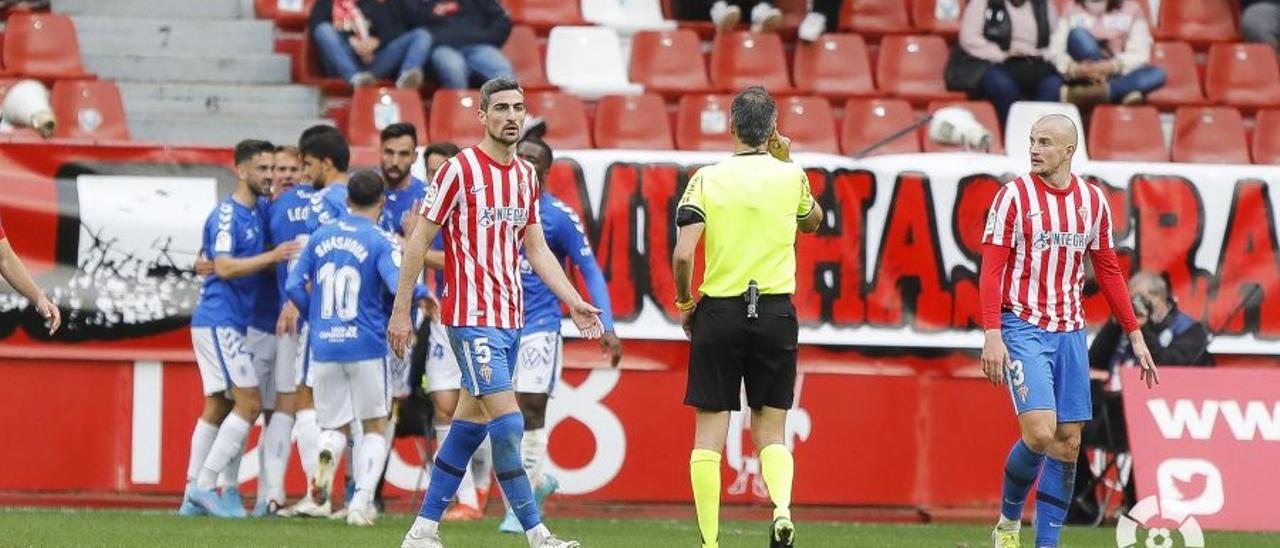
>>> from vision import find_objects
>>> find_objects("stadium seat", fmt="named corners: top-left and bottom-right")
top-left (629, 29), bottom-right (712, 97)
top-left (50, 80), bottom-right (129, 141)
top-left (1252, 109), bottom-right (1280, 165)
top-left (503, 25), bottom-right (551, 91)
top-left (347, 87), bottom-right (428, 147)
top-left (839, 0), bottom-right (913, 36)
top-left (429, 89), bottom-right (485, 145)
top-left (1205, 43), bottom-right (1280, 110)
top-left (2, 13), bottom-right (89, 80)
top-left (255, 0), bottom-right (314, 30)
top-left (545, 26), bottom-right (642, 97)
top-left (676, 93), bottom-right (734, 151)
top-left (525, 91), bottom-right (592, 149)
top-left (1087, 105), bottom-right (1168, 162)
top-left (777, 96), bottom-right (839, 154)
top-left (922, 100), bottom-right (1003, 153)
top-left (912, 0), bottom-right (966, 36)
top-left (840, 98), bottom-right (920, 156)
top-left (1172, 106), bottom-right (1250, 164)
top-left (593, 93), bottom-right (674, 150)
top-left (792, 33), bottom-right (875, 100)
top-left (876, 35), bottom-right (964, 104)
top-left (581, 0), bottom-right (676, 33)
top-left (1146, 41), bottom-right (1207, 110)
top-left (502, 0), bottom-right (585, 32)
top-left (1156, 0), bottom-right (1237, 45)
top-left (710, 31), bottom-right (792, 93)
top-left (1005, 101), bottom-right (1089, 161)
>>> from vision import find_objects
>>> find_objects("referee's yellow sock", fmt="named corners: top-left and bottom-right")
top-left (690, 449), bottom-right (722, 548)
top-left (760, 444), bottom-right (794, 520)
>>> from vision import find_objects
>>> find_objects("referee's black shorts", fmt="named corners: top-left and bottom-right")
top-left (684, 294), bottom-right (798, 412)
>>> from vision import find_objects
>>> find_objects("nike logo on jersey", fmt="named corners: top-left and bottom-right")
top-left (470, 184), bottom-right (487, 194)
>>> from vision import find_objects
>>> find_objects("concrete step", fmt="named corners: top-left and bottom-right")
top-left (52, 0), bottom-right (247, 20)
top-left (83, 52), bottom-right (291, 84)
top-left (128, 115), bottom-right (333, 147)
top-left (72, 16), bottom-right (274, 56)
top-left (117, 82), bottom-right (323, 119)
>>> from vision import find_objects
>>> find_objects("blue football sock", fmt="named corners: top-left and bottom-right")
top-left (417, 419), bottom-right (487, 520)
top-left (489, 412), bottom-right (541, 531)
top-left (1001, 439), bottom-right (1045, 522)
top-left (1035, 457), bottom-right (1076, 547)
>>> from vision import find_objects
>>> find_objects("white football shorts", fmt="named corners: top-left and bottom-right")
top-left (311, 357), bottom-right (389, 429)
top-left (425, 319), bottom-right (462, 392)
top-left (514, 329), bottom-right (563, 394)
top-left (191, 326), bottom-right (258, 395)
top-left (246, 327), bottom-right (278, 409)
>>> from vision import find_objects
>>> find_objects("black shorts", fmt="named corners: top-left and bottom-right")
top-left (684, 295), bottom-right (798, 412)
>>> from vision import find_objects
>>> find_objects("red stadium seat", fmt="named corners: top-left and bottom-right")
top-left (839, 0), bottom-right (912, 37)
top-left (876, 35), bottom-right (964, 104)
top-left (1252, 109), bottom-right (1280, 165)
top-left (1172, 106), bottom-right (1250, 164)
top-left (429, 89), bottom-right (484, 145)
top-left (347, 87), bottom-right (427, 147)
top-left (912, 0), bottom-right (966, 36)
top-left (503, 25), bottom-right (551, 91)
top-left (593, 93), bottom-right (674, 150)
top-left (255, 0), bottom-right (314, 29)
top-left (676, 93), bottom-right (734, 151)
top-left (629, 29), bottom-right (712, 97)
top-left (2, 13), bottom-right (89, 80)
top-left (710, 31), bottom-right (792, 92)
top-left (501, 0), bottom-right (584, 32)
top-left (1087, 105), bottom-right (1168, 161)
top-left (1205, 43), bottom-right (1280, 110)
top-left (50, 80), bottom-right (129, 141)
top-left (776, 95), bottom-right (839, 153)
top-left (922, 100), bottom-right (1002, 153)
top-left (1146, 41), bottom-right (1207, 110)
top-left (525, 90), bottom-right (592, 149)
top-left (841, 98), bottom-right (919, 156)
top-left (792, 33), bottom-right (875, 100)
top-left (1156, 0), bottom-right (1238, 45)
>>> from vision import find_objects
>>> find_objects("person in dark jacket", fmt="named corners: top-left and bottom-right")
top-left (310, 0), bottom-right (433, 89)
top-left (948, 0), bottom-right (1062, 124)
top-left (419, 0), bottom-right (516, 89)
top-left (1242, 0), bottom-right (1280, 52)
top-left (1069, 271), bottom-right (1212, 524)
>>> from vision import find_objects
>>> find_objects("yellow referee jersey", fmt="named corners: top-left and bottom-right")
top-left (677, 152), bottom-right (815, 297)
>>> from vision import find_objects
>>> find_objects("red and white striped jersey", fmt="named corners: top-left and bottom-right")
top-left (982, 173), bottom-right (1114, 332)
top-left (419, 146), bottom-right (541, 329)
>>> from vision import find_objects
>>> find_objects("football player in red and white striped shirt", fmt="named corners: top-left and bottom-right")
top-left (980, 115), bottom-right (1159, 548)
top-left (389, 77), bottom-right (599, 548)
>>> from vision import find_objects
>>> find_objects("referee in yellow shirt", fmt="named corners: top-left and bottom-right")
top-left (672, 85), bottom-right (823, 548)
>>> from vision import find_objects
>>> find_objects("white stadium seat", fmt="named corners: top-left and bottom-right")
top-left (546, 26), bottom-right (644, 98)
top-left (581, 0), bottom-right (676, 34)
top-left (1004, 101), bottom-right (1089, 169)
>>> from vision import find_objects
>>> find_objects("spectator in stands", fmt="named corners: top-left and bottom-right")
top-left (675, 1), bottom-right (840, 41)
top-left (310, 0), bottom-right (432, 89)
top-left (1069, 272), bottom-right (1212, 523)
top-left (418, 0), bottom-right (516, 89)
top-left (946, 0), bottom-right (1061, 124)
top-left (1242, 0), bottom-right (1280, 52)
top-left (1043, 0), bottom-right (1165, 109)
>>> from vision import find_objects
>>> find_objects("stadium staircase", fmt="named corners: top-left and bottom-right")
top-left (50, 0), bottom-right (329, 146)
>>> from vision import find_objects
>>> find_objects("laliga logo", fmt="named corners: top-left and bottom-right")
top-left (726, 374), bottom-right (810, 499)
top-left (1116, 458), bottom-right (1221, 548)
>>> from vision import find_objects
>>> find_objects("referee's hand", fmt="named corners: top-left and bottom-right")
top-left (981, 329), bottom-right (1010, 385)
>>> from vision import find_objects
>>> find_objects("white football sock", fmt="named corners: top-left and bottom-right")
top-left (410, 516), bottom-right (439, 537)
top-left (471, 436), bottom-right (493, 492)
top-left (349, 433), bottom-right (388, 511)
top-left (316, 429), bottom-right (348, 496)
top-left (185, 419), bottom-right (218, 484)
top-left (526, 523), bottom-right (552, 547)
top-left (261, 412), bottom-right (294, 503)
top-left (219, 437), bottom-right (244, 490)
top-left (434, 423), bottom-right (480, 507)
top-left (294, 409), bottom-right (320, 478)
top-left (198, 413), bottom-right (251, 490)
top-left (521, 427), bottom-right (547, 489)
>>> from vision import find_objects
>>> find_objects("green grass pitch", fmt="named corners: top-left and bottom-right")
top-left (2, 508), bottom-right (1279, 547)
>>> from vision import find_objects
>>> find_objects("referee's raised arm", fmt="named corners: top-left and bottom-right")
top-left (670, 85), bottom-right (822, 548)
